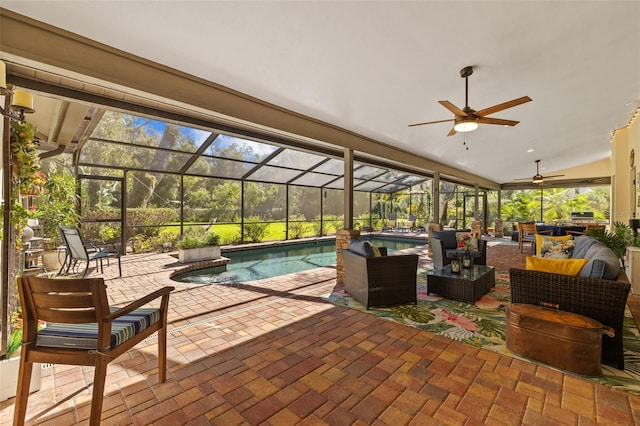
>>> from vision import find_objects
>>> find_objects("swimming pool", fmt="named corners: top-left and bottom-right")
top-left (172, 236), bottom-right (426, 285)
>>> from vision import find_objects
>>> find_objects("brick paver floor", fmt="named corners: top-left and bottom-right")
top-left (1, 245), bottom-right (640, 425)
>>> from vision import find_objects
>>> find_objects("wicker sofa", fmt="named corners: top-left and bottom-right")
top-left (342, 241), bottom-right (418, 309)
top-left (509, 266), bottom-right (630, 370)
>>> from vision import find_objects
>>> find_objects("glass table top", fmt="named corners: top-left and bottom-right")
top-left (427, 264), bottom-right (494, 280)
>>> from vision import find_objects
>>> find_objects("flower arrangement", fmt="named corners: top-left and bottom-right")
top-left (6, 309), bottom-right (24, 359)
top-left (7, 308), bottom-right (46, 358)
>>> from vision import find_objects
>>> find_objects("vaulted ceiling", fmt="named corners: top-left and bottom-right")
top-left (1, 1), bottom-right (639, 187)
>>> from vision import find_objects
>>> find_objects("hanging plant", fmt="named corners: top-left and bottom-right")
top-left (10, 121), bottom-right (43, 197)
top-left (8, 121), bottom-right (42, 250)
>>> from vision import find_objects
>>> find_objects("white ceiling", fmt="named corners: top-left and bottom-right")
top-left (2, 1), bottom-right (640, 184)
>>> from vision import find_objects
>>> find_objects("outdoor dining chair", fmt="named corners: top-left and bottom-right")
top-left (13, 276), bottom-right (174, 426)
top-left (517, 222), bottom-right (553, 253)
top-left (59, 226), bottom-right (122, 277)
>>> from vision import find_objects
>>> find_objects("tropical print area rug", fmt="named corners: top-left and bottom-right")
top-left (325, 269), bottom-right (640, 396)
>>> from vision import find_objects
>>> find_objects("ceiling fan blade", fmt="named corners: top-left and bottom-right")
top-left (408, 118), bottom-right (455, 127)
top-left (447, 127), bottom-right (457, 137)
top-left (545, 174), bottom-right (565, 179)
top-left (438, 100), bottom-right (467, 116)
top-left (474, 96), bottom-right (532, 117)
top-left (477, 117), bottom-right (520, 126)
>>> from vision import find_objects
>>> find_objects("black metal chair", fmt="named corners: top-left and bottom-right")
top-left (59, 226), bottom-right (122, 277)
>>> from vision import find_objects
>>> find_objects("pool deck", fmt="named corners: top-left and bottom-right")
top-left (2, 238), bottom-right (639, 425)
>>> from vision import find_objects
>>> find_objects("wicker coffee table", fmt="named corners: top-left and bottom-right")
top-left (426, 265), bottom-right (495, 303)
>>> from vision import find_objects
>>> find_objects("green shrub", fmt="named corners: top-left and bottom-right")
top-left (127, 208), bottom-right (179, 237)
top-left (244, 216), bottom-right (269, 243)
top-left (99, 225), bottom-right (120, 242)
top-left (176, 231), bottom-right (220, 249)
top-left (288, 214), bottom-right (308, 239)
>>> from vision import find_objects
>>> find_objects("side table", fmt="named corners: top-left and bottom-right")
top-left (426, 265), bottom-right (495, 303)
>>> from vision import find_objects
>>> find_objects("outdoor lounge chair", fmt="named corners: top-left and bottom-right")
top-left (342, 240), bottom-right (418, 309)
top-left (13, 276), bottom-right (174, 426)
top-left (59, 226), bottom-right (122, 277)
top-left (400, 215), bottom-right (417, 232)
top-left (444, 215), bottom-right (458, 230)
top-left (430, 230), bottom-right (487, 269)
top-left (382, 214), bottom-right (397, 231)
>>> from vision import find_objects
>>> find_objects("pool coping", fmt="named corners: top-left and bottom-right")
top-left (220, 232), bottom-right (428, 253)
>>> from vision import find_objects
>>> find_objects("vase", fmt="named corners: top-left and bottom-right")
top-left (22, 225), bottom-right (34, 242)
top-left (43, 248), bottom-right (63, 271)
top-left (0, 357), bottom-right (41, 401)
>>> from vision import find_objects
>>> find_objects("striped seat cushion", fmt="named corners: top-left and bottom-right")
top-left (37, 307), bottom-right (160, 350)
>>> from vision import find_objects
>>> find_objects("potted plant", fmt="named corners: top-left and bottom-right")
top-left (588, 221), bottom-right (635, 268)
top-left (0, 308), bottom-right (41, 401)
top-left (30, 168), bottom-right (80, 270)
top-left (176, 230), bottom-right (221, 263)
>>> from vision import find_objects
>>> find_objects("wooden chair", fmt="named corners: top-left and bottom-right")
top-left (517, 222), bottom-right (552, 253)
top-left (59, 226), bottom-right (122, 277)
top-left (586, 223), bottom-right (606, 233)
top-left (13, 276), bottom-right (174, 426)
top-left (517, 222), bottom-right (534, 253)
top-left (470, 219), bottom-right (482, 235)
top-left (564, 223), bottom-right (605, 237)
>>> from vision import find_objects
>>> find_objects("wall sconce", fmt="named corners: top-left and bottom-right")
top-left (0, 60), bottom-right (35, 121)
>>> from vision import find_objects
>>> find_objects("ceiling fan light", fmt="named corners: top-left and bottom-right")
top-left (532, 174), bottom-right (544, 184)
top-left (453, 120), bottom-right (478, 132)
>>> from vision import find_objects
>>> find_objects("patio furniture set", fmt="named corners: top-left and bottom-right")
top-left (342, 230), bottom-right (631, 376)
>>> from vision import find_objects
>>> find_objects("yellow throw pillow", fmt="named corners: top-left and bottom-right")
top-left (535, 234), bottom-right (573, 257)
top-left (525, 256), bottom-right (588, 276)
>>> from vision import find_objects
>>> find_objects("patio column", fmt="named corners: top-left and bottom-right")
top-left (336, 148), bottom-right (356, 285)
top-left (336, 229), bottom-right (360, 285)
top-left (343, 148), bottom-right (353, 229)
top-left (433, 172), bottom-right (440, 223)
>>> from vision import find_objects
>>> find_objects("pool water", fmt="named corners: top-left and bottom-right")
top-left (172, 236), bottom-right (426, 285)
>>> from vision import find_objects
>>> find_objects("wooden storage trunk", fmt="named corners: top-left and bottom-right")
top-left (505, 303), bottom-right (606, 376)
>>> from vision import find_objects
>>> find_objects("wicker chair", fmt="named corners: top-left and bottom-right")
top-left (430, 231), bottom-right (487, 270)
top-left (342, 247), bottom-right (418, 309)
top-left (509, 267), bottom-right (630, 370)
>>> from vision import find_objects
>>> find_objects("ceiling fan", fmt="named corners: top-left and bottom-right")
top-left (409, 65), bottom-right (532, 136)
top-left (517, 160), bottom-right (565, 184)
